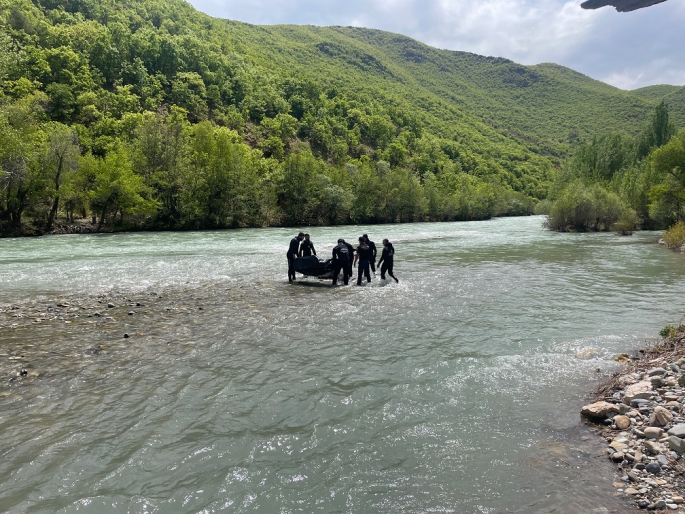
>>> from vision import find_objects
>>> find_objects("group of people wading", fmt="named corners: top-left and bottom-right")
top-left (286, 233), bottom-right (399, 286)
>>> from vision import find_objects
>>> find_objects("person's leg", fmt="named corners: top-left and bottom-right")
top-left (370, 259), bottom-right (376, 274)
top-left (388, 261), bottom-right (398, 283)
top-left (288, 256), bottom-right (294, 282)
top-left (363, 261), bottom-right (371, 283)
top-left (356, 263), bottom-right (363, 285)
top-left (380, 262), bottom-right (388, 280)
top-left (343, 265), bottom-right (349, 285)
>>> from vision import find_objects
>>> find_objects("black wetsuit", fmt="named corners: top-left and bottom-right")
top-left (356, 242), bottom-right (372, 285)
top-left (366, 240), bottom-right (378, 273)
top-left (287, 237), bottom-right (300, 282)
top-left (378, 243), bottom-right (398, 283)
top-left (299, 240), bottom-right (316, 257)
top-left (332, 244), bottom-right (350, 285)
top-left (344, 242), bottom-right (355, 277)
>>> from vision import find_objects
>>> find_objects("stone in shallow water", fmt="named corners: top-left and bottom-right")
top-left (581, 401), bottom-right (619, 419)
top-left (610, 441), bottom-right (628, 450)
top-left (611, 451), bottom-right (625, 462)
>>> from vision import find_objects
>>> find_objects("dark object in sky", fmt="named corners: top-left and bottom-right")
top-left (581, 0), bottom-right (669, 11)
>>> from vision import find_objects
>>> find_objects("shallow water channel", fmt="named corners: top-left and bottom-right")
top-left (1, 216), bottom-right (685, 513)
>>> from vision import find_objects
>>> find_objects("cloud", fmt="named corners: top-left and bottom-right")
top-left (186, 0), bottom-right (685, 89)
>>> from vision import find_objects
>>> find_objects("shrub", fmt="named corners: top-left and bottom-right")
top-left (663, 221), bottom-right (685, 250)
top-left (544, 180), bottom-right (628, 232)
top-left (613, 208), bottom-right (639, 236)
top-left (533, 199), bottom-right (553, 215)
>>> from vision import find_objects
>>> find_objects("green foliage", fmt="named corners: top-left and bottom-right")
top-left (647, 130), bottom-right (685, 227)
top-left (660, 325), bottom-right (677, 339)
top-left (545, 103), bottom-right (684, 233)
top-left (544, 180), bottom-right (628, 232)
top-left (613, 208), bottom-right (639, 236)
top-left (663, 221), bottom-right (685, 250)
top-left (0, 0), bottom-right (681, 234)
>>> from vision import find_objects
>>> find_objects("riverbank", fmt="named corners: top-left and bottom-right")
top-left (582, 324), bottom-right (685, 511)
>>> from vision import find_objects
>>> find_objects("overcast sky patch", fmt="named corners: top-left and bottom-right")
top-left (187, 0), bottom-right (684, 90)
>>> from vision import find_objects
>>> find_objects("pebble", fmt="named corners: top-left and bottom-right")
top-left (615, 415), bottom-right (631, 429)
top-left (645, 427), bottom-right (664, 440)
top-left (646, 462), bottom-right (662, 474)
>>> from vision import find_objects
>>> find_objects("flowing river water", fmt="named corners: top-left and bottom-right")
top-left (1, 216), bottom-right (685, 513)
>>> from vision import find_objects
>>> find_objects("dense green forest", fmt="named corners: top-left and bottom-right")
top-left (0, 0), bottom-right (682, 235)
top-left (541, 102), bottom-right (685, 234)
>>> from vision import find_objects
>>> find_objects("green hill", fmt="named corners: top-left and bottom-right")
top-left (631, 84), bottom-right (682, 101)
top-left (0, 0), bottom-right (682, 233)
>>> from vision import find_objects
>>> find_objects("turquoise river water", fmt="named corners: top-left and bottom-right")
top-left (1, 216), bottom-right (685, 513)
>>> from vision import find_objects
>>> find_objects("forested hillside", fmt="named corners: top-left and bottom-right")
top-left (0, 0), bottom-right (681, 235)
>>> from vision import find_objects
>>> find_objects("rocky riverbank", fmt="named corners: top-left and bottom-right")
top-left (582, 325), bottom-right (685, 511)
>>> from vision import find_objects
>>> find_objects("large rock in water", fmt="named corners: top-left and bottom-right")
top-left (581, 0), bottom-right (669, 12)
top-left (581, 401), bottom-right (619, 419)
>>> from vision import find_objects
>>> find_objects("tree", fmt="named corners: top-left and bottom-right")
top-left (80, 149), bottom-right (157, 229)
top-left (648, 130), bottom-right (685, 226)
top-left (41, 123), bottom-right (80, 230)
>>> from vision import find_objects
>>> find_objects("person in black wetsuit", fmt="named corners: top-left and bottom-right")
top-left (298, 234), bottom-right (316, 257)
top-left (354, 237), bottom-right (372, 285)
top-left (378, 238), bottom-right (399, 283)
top-left (363, 234), bottom-right (377, 275)
top-left (332, 239), bottom-right (350, 285)
top-left (287, 232), bottom-right (305, 282)
top-left (342, 239), bottom-right (355, 278)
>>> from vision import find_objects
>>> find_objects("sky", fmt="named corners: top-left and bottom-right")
top-left (184, 0), bottom-right (685, 91)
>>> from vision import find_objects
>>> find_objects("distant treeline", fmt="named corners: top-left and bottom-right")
top-left (539, 102), bottom-right (685, 234)
top-left (0, 0), bottom-right (542, 236)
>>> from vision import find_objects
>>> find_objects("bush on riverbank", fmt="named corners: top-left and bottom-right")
top-left (543, 180), bottom-right (632, 232)
top-left (663, 221), bottom-right (685, 250)
top-left (543, 103), bottom-right (683, 233)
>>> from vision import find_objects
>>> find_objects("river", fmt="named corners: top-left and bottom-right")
top-left (1, 216), bottom-right (684, 513)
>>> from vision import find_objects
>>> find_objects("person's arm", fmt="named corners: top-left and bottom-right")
top-left (298, 242), bottom-right (303, 257)
top-left (378, 249), bottom-right (385, 265)
top-left (353, 249), bottom-right (359, 266)
top-left (312, 243), bottom-right (316, 256)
